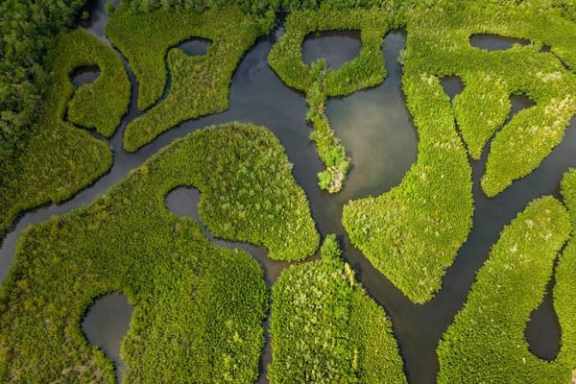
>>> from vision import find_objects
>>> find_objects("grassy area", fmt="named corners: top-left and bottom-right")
top-left (0, 29), bottom-right (130, 239)
top-left (555, 169), bottom-right (576, 375)
top-left (0, 0), bottom-right (85, 159)
top-left (107, 5), bottom-right (273, 151)
top-left (437, 196), bottom-right (574, 383)
top-left (269, 235), bottom-right (406, 384)
top-left (305, 62), bottom-right (351, 193)
top-left (268, 9), bottom-right (390, 192)
top-left (343, 71), bottom-right (473, 304)
top-left (67, 35), bottom-right (131, 137)
top-left (405, 1), bottom-right (576, 196)
top-left (0, 123), bottom-right (318, 382)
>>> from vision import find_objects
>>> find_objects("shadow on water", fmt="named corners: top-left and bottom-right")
top-left (1, 6), bottom-right (574, 383)
top-left (440, 76), bottom-right (464, 99)
top-left (82, 293), bottom-right (133, 382)
top-left (302, 30), bottom-right (361, 69)
top-left (470, 33), bottom-right (531, 50)
top-left (510, 94), bottom-right (535, 119)
top-left (70, 65), bottom-right (101, 87)
top-left (525, 269), bottom-right (561, 361)
top-left (177, 38), bottom-right (211, 56)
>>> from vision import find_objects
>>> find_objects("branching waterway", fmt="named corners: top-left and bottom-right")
top-left (2, 5), bottom-right (576, 383)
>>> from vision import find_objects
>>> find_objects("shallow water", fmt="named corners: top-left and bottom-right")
top-left (71, 65), bottom-right (101, 87)
top-left (178, 38), bottom-right (211, 56)
top-left (303, 30), bottom-right (361, 68)
top-left (82, 293), bottom-right (133, 381)
top-left (0, 7), bottom-right (573, 384)
top-left (470, 33), bottom-right (531, 50)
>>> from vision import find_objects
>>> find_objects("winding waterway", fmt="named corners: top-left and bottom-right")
top-left (1, 4), bottom-right (575, 383)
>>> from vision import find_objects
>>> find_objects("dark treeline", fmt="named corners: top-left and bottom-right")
top-left (0, 0), bottom-right (86, 162)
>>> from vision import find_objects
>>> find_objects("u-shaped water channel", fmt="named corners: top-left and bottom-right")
top-left (2, 4), bottom-right (576, 383)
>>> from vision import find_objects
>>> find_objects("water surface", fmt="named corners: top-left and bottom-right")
top-left (303, 30), bottom-right (361, 68)
top-left (82, 293), bottom-right (133, 381)
top-left (0, 11), bottom-right (573, 384)
top-left (470, 33), bottom-right (531, 50)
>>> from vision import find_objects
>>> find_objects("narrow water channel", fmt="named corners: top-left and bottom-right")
top-left (1, 4), bottom-right (574, 383)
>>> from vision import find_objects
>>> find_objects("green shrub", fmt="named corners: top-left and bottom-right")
top-left (343, 72), bottom-right (473, 304)
top-left (405, 0), bottom-right (576, 196)
top-left (0, 0), bottom-right (86, 160)
top-left (437, 195), bottom-right (573, 383)
top-left (0, 122), bottom-right (318, 382)
top-left (269, 235), bottom-right (406, 383)
top-left (107, 6), bottom-right (273, 151)
top-left (0, 29), bottom-right (130, 239)
top-left (268, 8), bottom-right (391, 192)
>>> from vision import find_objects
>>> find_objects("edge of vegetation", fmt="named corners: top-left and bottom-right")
top-left (268, 8), bottom-right (391, 192)
top-left (269, 234), bottom-right (407, 383)
top-left (437, 195), bottom-right (573, 383)
top-left (107, 5), bottom-right (274, 152)
top-left (0, 122), bottom-right (320, 381)
top-left (0, 29), bottom-right (130, 239)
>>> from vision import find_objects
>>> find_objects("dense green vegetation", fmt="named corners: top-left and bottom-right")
top-left (269, 235), bottom-right (406, 383)
top-left (0, 123), bottom-right (318, 382)
top-left (268, 9), bottom-right (390, 192)
top-left (123, 0), bottom-right (405, 14)
top-left (0, 0), bottom-right (86, 160)
top-left (343, 71), bottom-right (473, 304)
top-left (0, 29), bottom-right (130, 239)
top-left (406, 0), bottom-right (576, 196)
top-left (107, 5), bottom-right (273, 151)
top-left (67, 34), bottom-right (131, 137)
top-left (341, 0), bottom-right (576, 303)
top-left (305, 63), bottom-right (351, 193)
top-left (4, 1), bottom-right (576, 382)
top-left (437, 195), bottom-right (576, 383)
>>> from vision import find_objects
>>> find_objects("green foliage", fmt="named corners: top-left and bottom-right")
top-left (405, 0), bottom-right (576, 196)
top-left (269, 235), bottom-right (406, 383)
top-left (0, 122), bottom-right (319, 382)
top-left (343, 72), bottom-right (473, 303)
top-left (121, 0), bottom-right (404, 14)
top-left (269, 9), bottom-right (390, 192)
top-left (0, 0), bottom-right (85, 160)
top-left (0, 29), bottom-right (130, 239)
top-left (342, 0), bottom-right (576, 302)
top-left (269, 9), bottom-right (390, 97)
top-left (107, 6), bottom-right (273, 151)
top-left (437, 196), bottom-right (574, 383)
top-left (306, 62), bottom-right (351, 192)
top-left (67, 37), bottom-right (130, 137)
top-left (561, 168), bottom-right (576, 215)
top-left (155, 123), bottom-right (319, 261)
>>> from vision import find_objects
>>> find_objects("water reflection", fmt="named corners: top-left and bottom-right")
top-left (82, 293), bottom-right (133, 382)
top-left (165, 186), bottom-right (200, 220)
top-left (470, 33), bottom-right (530, 50)
top-left (302, 31), bottom-right (361, 68)
top-left (327, 31), bottom-right (417, 199)
top-left (71, 65), bottom-right (101, 87)
top-left (525, 274), bottom-right (561, 361)
top-left (440, 76), bottom-right (464, 100)
top-left (178, 38), bottom-right (211, 56)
